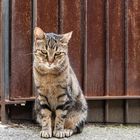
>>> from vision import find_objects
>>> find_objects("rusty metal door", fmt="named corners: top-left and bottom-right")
top-left (0, 0), bottom-right (140, 123)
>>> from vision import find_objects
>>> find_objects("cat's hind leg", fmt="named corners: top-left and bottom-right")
top-left (64, 109), bottom-right (87, 135)
top-left (53, 97), bottom-right (87, 138)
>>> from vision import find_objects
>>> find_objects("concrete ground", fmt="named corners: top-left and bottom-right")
top-left (0, 122), bottom-right (140, 140)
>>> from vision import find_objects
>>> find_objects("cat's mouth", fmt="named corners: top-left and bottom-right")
top-left (46, 63), bottom-right (55, 69)
top-left (36, 64), bottom-right (57, 74)
top-left (46, 66), bottom-right (53, 70)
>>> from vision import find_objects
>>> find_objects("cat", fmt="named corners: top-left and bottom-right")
top-left (33, 27), bottom-right (87, 138)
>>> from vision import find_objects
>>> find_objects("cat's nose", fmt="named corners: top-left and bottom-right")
top-left (48, 62), bottom-right (52, 66)
top-left (48, 61), bottom-right (53, 66)
top-left (48, 58), bottom-right (54, 65)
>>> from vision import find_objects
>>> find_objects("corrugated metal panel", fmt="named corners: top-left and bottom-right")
top-left (0, 0), bottom-right (2, 99)
top-left (106, 0), bottom-right (125, 96)
top-left (10, 0), bottom-right (32, 98)
top-left (0, 0), bottom-right (2, 120)
top-left (126, 0), bottom-right (140, 96)
top-left (34, 0), bottom-right (58, 32)
top-left (86, 0), bottom-right (106, 96)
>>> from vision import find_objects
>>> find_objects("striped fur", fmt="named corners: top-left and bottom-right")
top-left (33, 27), bottom-right (87, 138)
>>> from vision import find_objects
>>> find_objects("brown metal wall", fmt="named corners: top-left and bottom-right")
top-left (0, 0), bottom-right (140, 123)
top-left (106, 0), bottom-right (125, 96)
top-left (10, 0), bottom-right (32, 98)
top-left (127, 0), bottom-right (140, 96)
top-left (0, 0), bottom-right (2, 98)
top-left (0, 0), bottom-right (2, 118)
top-left (35, 0), bottom-right (58, 32)
top-left (86, 0), bottom-right (106, 96)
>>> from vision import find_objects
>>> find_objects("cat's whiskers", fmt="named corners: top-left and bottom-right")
top-left (19, 52), bottom-right (37, 56)
top-left (23, 65), bottom-right (33, 77)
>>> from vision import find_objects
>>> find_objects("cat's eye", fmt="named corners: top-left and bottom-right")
top-left (55, 52), bottom-right (61, 56)
top-left (54, 52), bottom-right (63, 58)
top-left (41, 49), bottom-right (47, 54)
top-left (38, 50), bottom-right (48, 60)
top-left (42, 50), bottom-right (48, 56)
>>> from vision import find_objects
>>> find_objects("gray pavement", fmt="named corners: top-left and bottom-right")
top-left (0, 122), bottom-right (140, 140)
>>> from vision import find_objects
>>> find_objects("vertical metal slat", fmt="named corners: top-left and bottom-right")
top-left (1, 0), bottom-right (10, 123)
top-left (82, 0), bottom-right (87, 95)
top-left (124, 0), bottom-right (129, 123)
top-left (58, 0), bottom-right (63, 34)
top-left (104, 0), bottom-right (109, 123)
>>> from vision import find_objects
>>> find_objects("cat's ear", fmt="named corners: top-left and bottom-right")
top-left (59, 31), bottom-right (73, 44)
top-left (34, 27), bottom-right (45, 40)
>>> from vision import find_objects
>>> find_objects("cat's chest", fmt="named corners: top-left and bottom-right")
top-left (39, 77), bottom-right (67, 109)
top-left (35, 72), bottom-right (69, 108)
top-left (45, 84), bottom-right (67, 109)
top-left (36, 74), bottom-right (67, 91)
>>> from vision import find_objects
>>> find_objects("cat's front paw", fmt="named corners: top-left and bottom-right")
top-left (53, 129), bottom-right (73, 138)
top-left (40, 130), bottom-right (52, 138)
top-left (64, 129), bottom-right (73, 137)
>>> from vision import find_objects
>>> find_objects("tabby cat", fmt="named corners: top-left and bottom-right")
top-left (33, 27), bottom-right (87, 138)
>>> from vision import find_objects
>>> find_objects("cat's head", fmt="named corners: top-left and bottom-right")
top-left (33, 27), bottom-right (72, 74)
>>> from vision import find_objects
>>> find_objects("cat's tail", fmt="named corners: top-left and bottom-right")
top-left (73, 120), bottom-right (85, 134)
